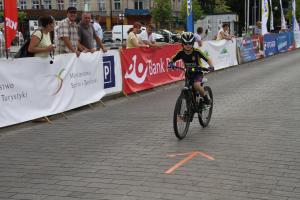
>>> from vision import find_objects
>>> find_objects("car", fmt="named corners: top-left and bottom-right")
top-left (157, 29), bottom-right (181, 43)
top-left (102, 31), bottom-right (113, 43)
top-left (112, 25), bottom-right (133, 42)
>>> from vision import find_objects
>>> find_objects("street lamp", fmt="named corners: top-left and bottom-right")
top-left (119, 13), bottom-right (124, 42)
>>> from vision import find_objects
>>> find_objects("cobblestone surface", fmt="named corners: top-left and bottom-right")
top-left (0, 50), bottom-right (300, 200)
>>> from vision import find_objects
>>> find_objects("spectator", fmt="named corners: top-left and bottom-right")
top-left (126, 22), bottom-right (149, 49)
top-left (194, 27), bottom-right (208, 47)
top-left (78, 12), bottom-right (107, 53)
top-left (138, 24), bottom-right (161, 48)
top-left (93, 15), bottom-right (103, 40)
top-left (254, 21), bottom-right (262, 35)
top-left (216, 23), bottom-right (234, 41)
top-left (28, 15), bottom-right (55, 57)
top-left (56, 6), bottom-right (81, 56)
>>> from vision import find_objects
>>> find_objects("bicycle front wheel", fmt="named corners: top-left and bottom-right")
top-left (198, 86), bottom-right (213, 127)
top-left (173, 92), bottom-right (191, 140)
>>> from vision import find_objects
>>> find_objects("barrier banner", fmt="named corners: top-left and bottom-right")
top-left (264, 34), bottom-right (278, 56)
top-left (120, 44), bottom-right (184, 94)
top-left (103, 50), bottom-right (122, 95)
top-left (199, 39), bottom-right (238, 69)
top-left (294, 32), bottom-right (300, 48)
top-left (251, 35), bottom-right (264, 59)
top-left (286, 32), bottom-right (295, 51)
top-left (0, 52), bottom-right (105, 128)
top-left (236, 37), bottom-right (256, 64)
top-left (276, 32), bottom-right (288, 53)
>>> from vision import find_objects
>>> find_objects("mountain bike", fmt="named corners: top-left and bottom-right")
top-left (172, 66), bottom-right (213, 140)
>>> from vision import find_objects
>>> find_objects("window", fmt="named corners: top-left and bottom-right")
top-left (98, 0), bottom-right (105, 11)
top-left (84, 0), bottom-right (90, 11)
top-left (0, 1), bottom-right (3, 11)
top-left (69, 0), bottom-right (76, 7)
top-left (114, 0), bottom-right (120, 10)
top-left (32, 0), bottom-right (40, 9)
top-left (19, 0), bottom-right (27, 10)
top-left (134, 0), bottom-right (143, 9)
top-left (57, 0), bottom-right (64, 10)
top-left (44, 0), bottom-right (52, 9)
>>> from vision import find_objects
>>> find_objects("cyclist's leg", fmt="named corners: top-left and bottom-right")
top-left (193, 76), bottom-right (205, 97)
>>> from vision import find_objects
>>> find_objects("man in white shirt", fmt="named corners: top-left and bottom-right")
top-left (138, 24), bottom-right (160, 48)
top-left (93, 16), bottom-right (103, 40)
top-left (194, 26), bottom-right (207, 47)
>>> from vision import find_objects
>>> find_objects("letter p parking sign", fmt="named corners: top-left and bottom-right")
top-left (103, 56), bottom-right (116, 89)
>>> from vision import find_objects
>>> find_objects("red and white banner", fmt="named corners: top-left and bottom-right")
top-left (4, 0), bottom-right (18, 49)
top-left (120, 44), bottom-right (184, 94)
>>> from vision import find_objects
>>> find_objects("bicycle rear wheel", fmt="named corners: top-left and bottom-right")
top-left (198, 86), bottom-right (213, 127)
top-left (173, 92), bottom-right (191, 140)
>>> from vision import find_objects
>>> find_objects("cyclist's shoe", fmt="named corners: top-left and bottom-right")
top-left (203, 95), bottom-right (211, 105)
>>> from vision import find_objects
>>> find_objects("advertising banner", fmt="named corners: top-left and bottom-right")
top-left (236, 37), bottom-right (256, 64)
top-left (199, 39), bottom-right (238, 69)
top-left (120, 44), bottom-right (184, 95)
top-left (251, 35), bottom-right (264, 59)
top-left (103, 50), bottom-right (122, 95)
top-left (0, 52), bottom-right (105, 128)
top-left (276, 32), bottom-right (288, 53)
top-left (4, 0), bottom-right (18, 49)
top-left (262, 0), bottom-right (269, 35)
top-left (286, 32), bottom-right (295, 51)
top-left (264, 34), bottom-right (278, 56)
top-left (294, 32), bottom-right (300, 48)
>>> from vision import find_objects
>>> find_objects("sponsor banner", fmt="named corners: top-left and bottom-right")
top-left (263, 34), bottom-right (278, 56)
top-left (276, 32), bottom-right (288, 53)
top-left (286, 32), bottom-right (295, 51)
top-left (294, 32), bottom-right (300, 48)
top-left (4, 0), bottom-right (18, 49)
top-left (199, 39), bottom-right (238, 69)
top-left (236, 37), bottom-right (256, 64)
top-left (120, 44), bottom-right (184, 94)
top-left (251, 35), bottom-right (264, 59)
top-left (0, 52), bottom-right (105, 128)
top-left (262, 0), bottom-right (269, 35)
top-left (103, 50), bottom-right (122, 95)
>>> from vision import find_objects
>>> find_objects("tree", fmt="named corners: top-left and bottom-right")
top-left (179, 0), bottom-right (204, 24)
top-left (150, 0), bottom-right (173, 29)
top-left (213, 0), bottom-right (231, 13)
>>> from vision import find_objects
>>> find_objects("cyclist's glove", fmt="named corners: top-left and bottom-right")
top-left (168, 62), bottom-right (175, 69)
top-left (208, 66), bottom-right (215, 72)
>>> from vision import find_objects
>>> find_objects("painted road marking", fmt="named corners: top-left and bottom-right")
top-left (165, 151), bottom-right (215, 174)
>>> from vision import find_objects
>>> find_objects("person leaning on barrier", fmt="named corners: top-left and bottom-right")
top-left (28, 15), bottom-right (55, 57)
top-left (78, 12), bottom-right (107, 53)
top-left (194, 27), bottom-right (207, 47)
top-left (138, 24), bottom-right (161, 48)
top-left (56, 6), bottom-right (82, 57)
top-left (216, 23), bottom-right (234, 41)
top-left (126, 22), bottom-right (149, 49)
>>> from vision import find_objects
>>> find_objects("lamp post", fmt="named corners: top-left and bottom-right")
top-left (119, 13), bottom-right (124, 42)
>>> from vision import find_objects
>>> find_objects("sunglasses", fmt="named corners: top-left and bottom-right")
top-left (183, 42), bottom-right (193, 46)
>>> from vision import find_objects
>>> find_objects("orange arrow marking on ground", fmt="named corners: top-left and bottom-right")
top-left (165, 151), bottom-right (215, 174)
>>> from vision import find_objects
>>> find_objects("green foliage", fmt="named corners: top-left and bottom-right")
top-left (179, 0), bottom-right (204, 23)
top-left (150, 0), bottom-right (173, 28)
top-left (213, 0), bottom-right (231, 13)
top-left (0, 11), bottom-right (27, 22)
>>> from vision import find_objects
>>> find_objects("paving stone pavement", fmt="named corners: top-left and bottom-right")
top-left (0, 50), bottom-right (300, 200)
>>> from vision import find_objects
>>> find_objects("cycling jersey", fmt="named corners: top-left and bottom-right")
top-left (171, 48), bottom-right (208, 68)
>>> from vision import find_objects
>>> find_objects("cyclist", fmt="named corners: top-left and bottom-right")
top-left (168, 32), bottom-right (215, 105)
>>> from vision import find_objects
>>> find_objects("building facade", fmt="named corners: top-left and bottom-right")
top-left (0, 0), bottom-right (182, 30)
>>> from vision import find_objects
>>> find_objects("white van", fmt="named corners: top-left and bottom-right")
top-left (112, 25), bottom-right (133, 42)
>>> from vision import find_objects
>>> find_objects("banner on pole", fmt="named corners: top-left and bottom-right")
top-left (292, 0), bottom-right (300, 32)
top-left (279, 0), bottom-right (287, 30)
top-left (4, 0), bottom-right (18, 49)
top-left (187, 0), bottom-right (193, 32)
top-left (261, 0), bottom-right (269, 35)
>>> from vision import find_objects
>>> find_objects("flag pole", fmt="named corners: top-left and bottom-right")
top-left (3, 0), bottom-right (9, 59)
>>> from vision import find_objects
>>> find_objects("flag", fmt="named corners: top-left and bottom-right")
top-left (261, 0), bottom-right (269, 35)
top-left (292, 0), bottom-right (300, 32)
top-left (186, 0), bottom-right (193, 32)
top-left (4, 0), bottom-right (18, 49)
top-left (269, 0), bottom-right (274, 31)
top-left (279, 0), bottom-right (286, 30)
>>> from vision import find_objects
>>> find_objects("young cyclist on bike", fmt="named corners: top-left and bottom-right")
top-left (168, 32), bottom-right (215, 104)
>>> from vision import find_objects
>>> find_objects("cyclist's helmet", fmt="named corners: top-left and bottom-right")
top-left (181, 32), bottom-right (195, 45)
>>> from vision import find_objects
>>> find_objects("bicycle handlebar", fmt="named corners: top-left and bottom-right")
top-left (172, 66), bottom-right (211, 73)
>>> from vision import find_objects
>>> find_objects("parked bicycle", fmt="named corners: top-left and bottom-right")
top-left (172, 66), bottom-right (213, 139)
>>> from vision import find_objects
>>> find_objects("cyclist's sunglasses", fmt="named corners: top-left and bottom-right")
top-left (183, 42), bottom-right (194, 46)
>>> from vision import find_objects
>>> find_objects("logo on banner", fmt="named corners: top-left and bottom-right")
top-left (125, 54), bottom-right (148, 84)
top-left (103, 56), bottom-right (115, 89)
top-left (52, 68), bottom-right (65, 95)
